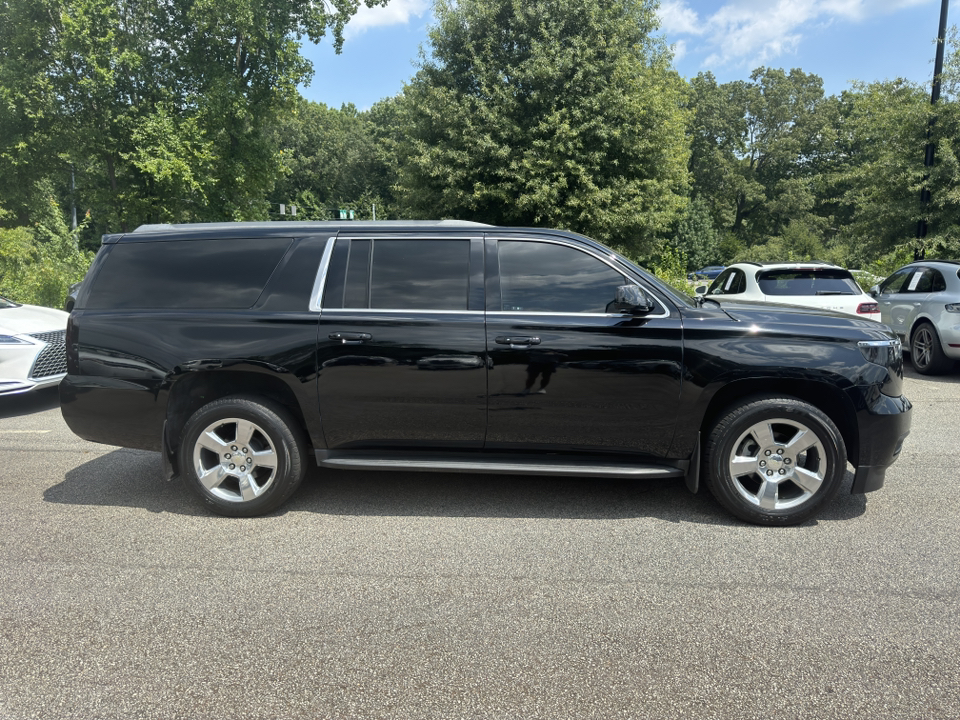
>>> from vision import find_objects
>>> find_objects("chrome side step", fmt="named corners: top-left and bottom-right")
top-left (316, 452), bottom-right (684, 479)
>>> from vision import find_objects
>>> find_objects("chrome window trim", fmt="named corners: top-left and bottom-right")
top-left (308, 237), bottom-right (337, 312)
top-left (486, 310), bottom-right (647, 318)
top-left (486, 235), bottom-right (671, 319)
top-left (323, 308), bottom-right (485, 315)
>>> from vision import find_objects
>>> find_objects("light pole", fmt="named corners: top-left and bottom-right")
top-left (917, 0), bottom-right (950, 257)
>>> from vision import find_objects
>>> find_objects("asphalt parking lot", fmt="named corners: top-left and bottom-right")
top-left (0, 368), bottom-right (958, 719)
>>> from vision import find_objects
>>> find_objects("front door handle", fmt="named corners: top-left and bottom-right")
top-left (329, 332), bottom-right (372, 345)
top-left (495, 336), bottom-right (541, 348)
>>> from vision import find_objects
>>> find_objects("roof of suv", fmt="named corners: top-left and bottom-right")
top-left (729, 261), bottom-right (846, 272)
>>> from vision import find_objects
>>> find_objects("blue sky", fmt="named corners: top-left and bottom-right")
top-left (298, 0), bottom-right (946, 110)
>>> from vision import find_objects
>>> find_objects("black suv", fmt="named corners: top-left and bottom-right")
top-left (60, 221), bottom-right (911, 525)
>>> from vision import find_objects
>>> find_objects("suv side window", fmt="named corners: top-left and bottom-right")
top-left (879, 268), bottom-right (914, 294)
top-left (709, 269), bottom-right (745, 295)
top-left (335, 239), bottom-right (470, 310)
top-left (498, 240), bottom-right (628, 314)
top-left (87, 238), bottom-right (292, 309)
top-left (911, 268), bottom-right (946, 293)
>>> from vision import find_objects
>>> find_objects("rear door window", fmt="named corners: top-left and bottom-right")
top-left (330, 239), bottom-right (470, 310)
top-left (758, 269), bottom-right (860, 296)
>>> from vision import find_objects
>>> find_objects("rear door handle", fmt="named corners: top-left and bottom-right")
top-left (495, 336), bottom-right (541, 348)
top-left (329, 332), bottom-right (372, 345)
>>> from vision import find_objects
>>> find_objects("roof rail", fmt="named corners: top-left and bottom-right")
top-left (131, 219), bottom-right (493, 234)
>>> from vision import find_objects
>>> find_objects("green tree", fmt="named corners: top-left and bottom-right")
top-left (674, 195), bottom-right (721, 269)
top-left (688, 68), bottom-right (831, 246)
top-left (396, 0), bottom-right (690, 254)
top-left (0, 0), bottom-right (391, 236)
top-left (269, 98), bottom-right (399, 220)
top-left (826, 80), bottom-right (930, 265)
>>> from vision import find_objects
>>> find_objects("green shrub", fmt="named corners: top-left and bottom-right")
top-left (0, 196), bottom-right (94, 308)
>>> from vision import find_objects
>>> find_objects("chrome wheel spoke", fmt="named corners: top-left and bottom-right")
top-left (238, 474), bottom-right (259, 501)
top-left (197, 431), bottom-right (228, 454)
top-left (756, 478), bottom-right (778, 510)
top-left (784, 429), bottom-right (817, 455)
top-left (252, 448), bottom-right (277, 469)
top-left (792, 466), bottom-right (824, 494)
top-left (750, 422), bottom-right (775, 449)
top-left (198, 465), bottom-right (227, 491)
top-left (730, 455), bottom-right (759, 476)
top-left (234, 419), bottom-right (257, 447)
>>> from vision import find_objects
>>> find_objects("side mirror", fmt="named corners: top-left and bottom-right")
top-left (695, 284), bottom-right (708, 296)
top-left (614, 285), bottom-right (655, 314)
top-left (869, 284), bottom-right (879, 298)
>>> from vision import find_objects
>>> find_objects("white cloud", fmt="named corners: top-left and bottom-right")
top-left (344, 0), bottom-right (431, 39)
top-left (657, 1), bottom-right (705, 35)
top-left (660, 0), bottom-right (937, 70)
top-left (671, 39), bottom-right (689, 62)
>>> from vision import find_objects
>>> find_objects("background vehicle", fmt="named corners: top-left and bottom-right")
top-left (60, 222), bottom-right (910, 526)
top-left (697, 262), bottom-right (881, 320)
top-left (870, 260), bottom-right (960, 374)
top-left (0, 295), bottom-right (69, 395)
top-left (687, 265), bottom-right (725, 280)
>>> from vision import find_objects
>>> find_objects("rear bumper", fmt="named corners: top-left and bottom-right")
top-left (851, 393), bottom-right (911, 494)
top-left (59, 374), bottom-right (166, 451)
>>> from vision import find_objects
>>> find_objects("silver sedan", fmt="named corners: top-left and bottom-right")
top-left (871, 260), bottom-right (960, 374)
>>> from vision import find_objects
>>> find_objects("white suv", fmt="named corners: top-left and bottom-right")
top-left (697, 262), bottom-right (881, 321)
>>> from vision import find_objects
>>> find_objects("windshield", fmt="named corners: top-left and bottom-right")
top-left (757, 269), bottom-right (861, 296)
top-left (0, 296), bottom-right (18, 309)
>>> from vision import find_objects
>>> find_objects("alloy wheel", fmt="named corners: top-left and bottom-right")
top-left (191, 417), bottom-right (279, 503)
top-left (727, 418), bottom-right (827, 511)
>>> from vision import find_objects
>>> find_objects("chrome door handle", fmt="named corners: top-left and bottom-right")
top-left (329, 332), bottom-right (372, 345)
top-left (495, 336), bottom-right (541, 348)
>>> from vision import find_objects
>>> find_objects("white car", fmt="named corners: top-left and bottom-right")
top-left (696, 262), bottom-right (882, 321)
top-left (0, 295), bottom-right (70, 395)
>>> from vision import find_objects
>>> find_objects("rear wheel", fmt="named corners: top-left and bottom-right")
top-left (911, 322), bottom-right (950, 375)
top-left (179, 395), bottom-right (306, 517)
top-left (704, 396), bottom-right (846, 525)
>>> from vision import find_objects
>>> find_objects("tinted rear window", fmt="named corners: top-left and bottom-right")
top-left (87, 238), bottom-right (292, 309)
top-left (757, 269), bottom-right (860, 296)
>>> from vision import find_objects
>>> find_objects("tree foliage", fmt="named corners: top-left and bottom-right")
top-left (396, 0), bottom-right (690, 255)
top-left (0, 0), bottom-right (389, 239)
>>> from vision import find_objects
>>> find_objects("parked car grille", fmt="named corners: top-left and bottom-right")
top-left (28, 330), bottom-right (67, 378)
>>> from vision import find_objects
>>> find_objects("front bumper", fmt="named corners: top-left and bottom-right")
top-left (851, 392), bottom-right (912, 494)
top-left (0, 329), bottom-right (68, 396)
top-left (0, 373), bottom-right (66, 396)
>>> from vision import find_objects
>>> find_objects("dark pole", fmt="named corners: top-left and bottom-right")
top-left (917, 0), bottom-right (950, 258)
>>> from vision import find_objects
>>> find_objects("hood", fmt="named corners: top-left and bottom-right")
top-left (0, 303), bottom-right (69, 336)
top-left (702, 299), bottom-right (890, 332)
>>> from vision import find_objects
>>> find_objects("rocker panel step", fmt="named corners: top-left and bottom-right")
top-left (317, 452), bottom-right (684, 479)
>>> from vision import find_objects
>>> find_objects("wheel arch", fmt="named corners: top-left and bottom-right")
top-left (699, 378), bottom-right (860, 468)
top-left (164, 370), bottom-right (313, 475)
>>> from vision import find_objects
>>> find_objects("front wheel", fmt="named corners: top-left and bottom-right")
top-left (179, 396), bottom-right (307, 517)
top-left (704, 396), bottom-right (846, 526)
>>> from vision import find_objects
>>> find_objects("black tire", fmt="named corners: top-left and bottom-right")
top-left (911, 321), bottom-right (951, 375)
top-left (179, 395), bottom-right (306, 517)
top-left (704, 396), bottom-right (846, 526)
